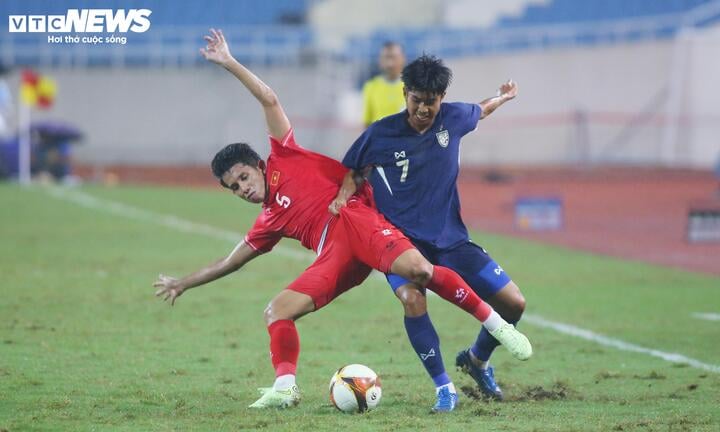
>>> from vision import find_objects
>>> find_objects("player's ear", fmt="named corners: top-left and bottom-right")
top-left (257, 160), bottom-right (267, 172)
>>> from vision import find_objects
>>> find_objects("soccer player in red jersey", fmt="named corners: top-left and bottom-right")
top-left (153, 29), bottom-right (531, 409)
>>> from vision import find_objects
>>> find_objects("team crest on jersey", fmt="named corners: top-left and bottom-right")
top-left (270, 170), bottom-right (281, 186)
top-left (436, 129), bottom-right (449, 148)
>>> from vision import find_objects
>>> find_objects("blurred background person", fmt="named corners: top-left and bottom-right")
top-left (362, 41), bottom-right (406, 127)
top-left (30, 122), bottom-right (83, 185)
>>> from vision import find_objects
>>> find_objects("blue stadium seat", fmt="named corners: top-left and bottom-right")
top-left (495, 0), bottom-right (716, 28)
top-left (342, 0), bottom-right (720, 63)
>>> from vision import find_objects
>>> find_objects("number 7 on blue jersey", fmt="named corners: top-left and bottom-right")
top-left (396, 159), bottom-right (410, 183)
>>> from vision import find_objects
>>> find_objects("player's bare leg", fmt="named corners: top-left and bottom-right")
top-left (250, 290), bottom-right (314, 409)
top-left (264, 289), bottom-right (315, 326)
top-left (487, 281), bottom-right (526, 321)
top-left (395, 284), bottom-right (427, 317)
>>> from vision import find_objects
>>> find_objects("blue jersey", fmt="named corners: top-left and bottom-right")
top-left (342, 102), bottom-right (482, 249)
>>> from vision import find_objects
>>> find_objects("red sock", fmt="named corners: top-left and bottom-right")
top-left (426, 266), bottom-right (493, 321)
top-left (268, 319), bottom-right (300, 377)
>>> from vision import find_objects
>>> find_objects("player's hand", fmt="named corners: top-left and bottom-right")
top-left (328, 197), bottom-right (347, 216)
top-left (153, 274), bottom-right (185, 306)
top-left (200, 28), bottom-right (232, 66)
top-left (497, 79), bottom-right (518, 101)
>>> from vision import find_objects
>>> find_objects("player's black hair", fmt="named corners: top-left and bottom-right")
top-left (211, 143), bottom-right (262, 185)
top-left (382, 41), bottom-right (403, 52)
top-left (401, 54), bottom-right (452, 95)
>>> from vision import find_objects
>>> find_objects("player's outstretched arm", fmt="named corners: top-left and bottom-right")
top-left (153, 241), bottom-right (260, 306)
top-left (479, 79), bottom-right (517, 120)
top-left (328, 169), bottom-right (366, 215)
top-left (200, 28), bottom-right (291, 140)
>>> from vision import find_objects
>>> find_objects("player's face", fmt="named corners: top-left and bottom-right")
top-left (404, 89), bottom-right (444, 131)
top-left (379, 45), bottom-right (404, 80)
top-left (221, 162), bottom-right (266, 204)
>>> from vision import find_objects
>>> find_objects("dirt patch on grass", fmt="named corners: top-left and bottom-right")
top-left (595, 370), bottom-right (623, 383)
top-left (471, 406), bottom-right (501, 417)
top-left (633, 371), bottom-right (666, 380)
top-left (461, 380), bottom-right (576, 402)
top-left (613, 415), bottom-right (701, 432)
top-left (460, 385), bottom-right (489, 401)
top-left (612, 420), bottom-right (652, 430)
top-left (669, 383), bottom-right (700, 399)
top-left (511, 381), bottom-right (573, 401)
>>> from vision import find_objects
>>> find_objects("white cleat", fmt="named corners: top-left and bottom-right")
top-left (489, 322), bottom-right (533, 361)
top-left (248, 385), bottom-right (301, 409)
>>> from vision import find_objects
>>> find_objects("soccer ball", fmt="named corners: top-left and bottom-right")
top-left (329, 364), bottom-right (382, 413)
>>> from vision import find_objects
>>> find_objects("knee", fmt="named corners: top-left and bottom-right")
top-left (391, 250), bottom-right (434, 286)
top-left (396, 286), bottom-right (427, 316)
top-left (408, 260), bottom-right (433, 286)
top-left (505, 291), bottom-right (526, 321)
top-left (264, 301), bottom-right (291, 326)
top-left (263, 304), bottom-right (274, 326)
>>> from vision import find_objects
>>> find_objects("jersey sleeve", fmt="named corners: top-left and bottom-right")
top-left (342, 126), bottom-right (374, 170)
top-left (244, 211), bottom-right (282, 254)
top-left (269, 128), bottom-right (300, 153)
top-left (450, 102), bottom-right (482, 136)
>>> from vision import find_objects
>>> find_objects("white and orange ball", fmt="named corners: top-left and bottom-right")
top-left (329, 364), bottom-right (382, 413)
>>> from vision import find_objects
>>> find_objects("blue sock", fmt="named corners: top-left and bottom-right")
top-left (404, 313), bottom-right (449, 387)
top-left (471, 318), bottom-right (521, 362)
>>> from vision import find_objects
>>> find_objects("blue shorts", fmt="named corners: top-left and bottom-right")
top-left (386, 241), bottom-right (511, 300)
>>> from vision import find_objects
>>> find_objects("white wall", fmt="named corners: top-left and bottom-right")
top-left (445, 28), bottom-right (720, 168)
top-left (444, 0), bottom-right (550, 28)
top-left (309, 0), bottom-right (442, 51)
top-left (683, 25), bottom-right (720, 167)
top-left (14, 65), bottom-right (354, 165)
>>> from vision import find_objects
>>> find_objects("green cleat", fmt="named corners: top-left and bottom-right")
top-left (489, 322), bottom-right (533, 361)
top-left (248, 385), bottom-right (301, 409)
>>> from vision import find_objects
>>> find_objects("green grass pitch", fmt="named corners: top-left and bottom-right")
top-left (1, 184), bottom-right (719, 431)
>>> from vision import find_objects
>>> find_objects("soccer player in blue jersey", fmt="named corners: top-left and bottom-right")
top-left (330, 54), bottom-right (524, 411)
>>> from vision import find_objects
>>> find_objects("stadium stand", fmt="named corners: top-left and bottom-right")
top-left (497, 0), bottom-right (714, 27)
top-left (345, 0), bottom-right (720, 61)
top-left (3, 0), bottom-right (720, 67)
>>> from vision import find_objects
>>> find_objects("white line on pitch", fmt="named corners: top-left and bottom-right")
top-left (692, 312), bottom-right (720, 322)
top-left (45, 187), bottom-right (720, 374)
top-left (522, 314), bottom-right (720, 373)
top-left (44, 186), bottom-right (312, 262)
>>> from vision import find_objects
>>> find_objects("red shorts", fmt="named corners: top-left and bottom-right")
top-left (286, 199), bottom-right (414, 309)
top-left (339, 199), bottom-right (414, 273)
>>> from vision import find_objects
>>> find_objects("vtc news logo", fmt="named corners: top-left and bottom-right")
top-left (8, 9), bottom-right (152, 33)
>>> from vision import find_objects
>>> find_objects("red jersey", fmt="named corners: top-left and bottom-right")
top-left (244, 129), bottom-right (350, 254)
